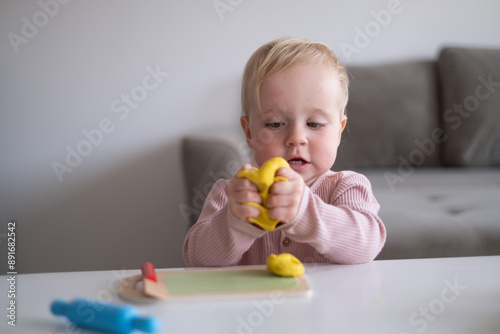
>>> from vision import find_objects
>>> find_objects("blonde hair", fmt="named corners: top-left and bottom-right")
top-left (241, 37), bottom-right (349, 118)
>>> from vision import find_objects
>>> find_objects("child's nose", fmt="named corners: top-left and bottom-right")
top-left (286, 125), bottom-right (307, 147)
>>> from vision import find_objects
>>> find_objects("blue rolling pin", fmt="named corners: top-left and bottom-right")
top-left (51, 298), bottom-right (161, 334)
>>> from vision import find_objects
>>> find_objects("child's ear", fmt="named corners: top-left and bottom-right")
top-left (338, 115), bottom-right (347, 142)
top-left (240, 115), bottom-right (253, 149)
top-left (340, 115), bottom-right (347, 131)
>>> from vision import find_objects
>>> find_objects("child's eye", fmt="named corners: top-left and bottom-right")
top-left (307, 122), bottom-right (325, 128)
top-left (266, 122), bottom-right (284, 129)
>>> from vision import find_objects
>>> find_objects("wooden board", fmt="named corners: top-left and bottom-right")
top-left (118, 266), bottom-right (310, 302)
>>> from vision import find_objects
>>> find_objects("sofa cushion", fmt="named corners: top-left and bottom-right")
top-left (334, 61), bottom-right (440, 170)
top-left (364, 168), bottom-right (500, 260)
top-left (438, 47), bottom-right (500, 166)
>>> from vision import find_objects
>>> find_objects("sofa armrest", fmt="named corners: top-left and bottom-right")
top-left (181, 132), bottom-right (250, 227)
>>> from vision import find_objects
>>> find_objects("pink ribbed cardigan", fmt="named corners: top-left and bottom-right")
top-left (183, 170), bottom-right (386, 267)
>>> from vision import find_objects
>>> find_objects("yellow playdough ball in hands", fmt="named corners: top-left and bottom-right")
top-left (266, 253), bottom-right (305, 277)
top-left (237, 157), bottom-right (289, 231)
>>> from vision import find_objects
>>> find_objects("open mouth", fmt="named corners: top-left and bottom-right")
top-left (288, 158), bottom-right (308, 165)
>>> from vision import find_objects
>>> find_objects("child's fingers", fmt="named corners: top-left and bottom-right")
top-left (228, 188), bottom-right (261, 221)
top-left (270, 180), bottom-right (292, 195)
top-left (266, 192), bottom-right (301, 209)
top-left (231, 203), bottom-right (261, 222)
top-left (233, 178), bottom-right (259, 192)
top-left (229, 174), bottom-right (258, 195)
top-left (238, 163), bottom-right (255, 173)
top-left (231, 164), bottom-right (258, 189)
top-left (242, 163), bottom-right (253, 170)
top-left (228, 164), bottom-right (263, 221)
top-left (270, 175), bottom-right (303, 196)
top-left (268, 206), bottom-right (293, 222)
top-left (240, 205), bottom-right (261, 220)
top-left (233, 190), bottom-right (262, 205)
top-left (267, 167), bottom-right (304, 223)
top-left (275, 166), bottom-right (299, 180)
top-left (228, 181), bottom-right (262, 207)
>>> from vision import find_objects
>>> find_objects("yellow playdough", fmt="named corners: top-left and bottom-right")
top-left (266, 253), bottom-right (305, 277)
top-left (237, 157), bottom-right (289, 231)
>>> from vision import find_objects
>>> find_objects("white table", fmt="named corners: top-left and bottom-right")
top-left (1, 256), bottom-right (499, 334)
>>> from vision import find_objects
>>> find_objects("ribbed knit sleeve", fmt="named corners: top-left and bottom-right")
top-left (182, 179), bottom-right (267, 267)
top-left (280, 171), bottom-right (386, 264)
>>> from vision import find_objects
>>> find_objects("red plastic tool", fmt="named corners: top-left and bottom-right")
top-left (141, 262), bottom-right (157, 282)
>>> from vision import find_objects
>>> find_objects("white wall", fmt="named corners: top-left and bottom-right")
top-left (1, 0), bottom-right (499, 273)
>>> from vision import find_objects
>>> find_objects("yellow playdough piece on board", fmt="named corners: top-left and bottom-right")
top-left (237, 157), bottom-right (289, 231)
top-left (266, 253), bottom-right (305, 277)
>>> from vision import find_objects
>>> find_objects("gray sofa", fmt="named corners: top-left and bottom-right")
top-left (181, 46), bottom-right (500, 260)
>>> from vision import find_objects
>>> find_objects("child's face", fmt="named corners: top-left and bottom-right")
top-left (241, 63), bottom-right (347, 186)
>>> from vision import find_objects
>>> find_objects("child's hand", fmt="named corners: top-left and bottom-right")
top-left (228, 164), bottom-right (262, 222)
top-left (266, 167), bottom-right (304, 223)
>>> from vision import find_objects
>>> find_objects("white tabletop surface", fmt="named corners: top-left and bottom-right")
top-left (1, 256), bottom-right (499, 334)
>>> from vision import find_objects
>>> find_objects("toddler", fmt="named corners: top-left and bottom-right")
top-left (183, 37), bottom-right (386, 266)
